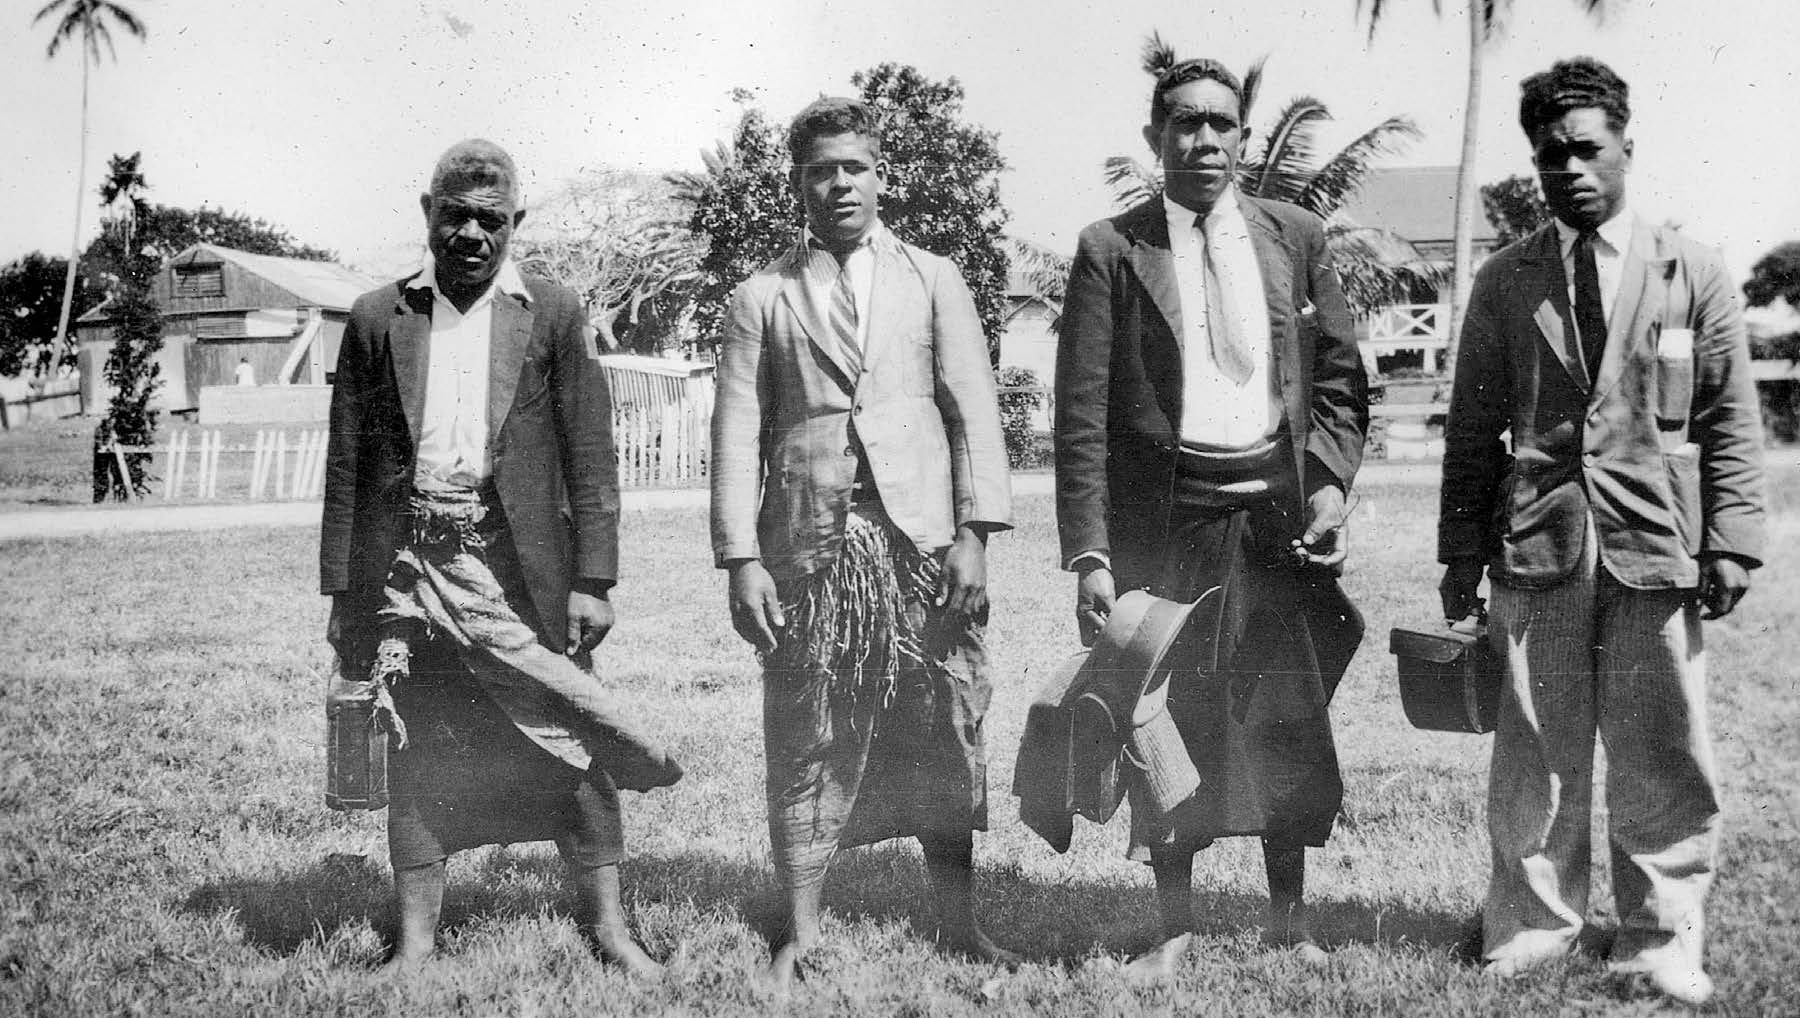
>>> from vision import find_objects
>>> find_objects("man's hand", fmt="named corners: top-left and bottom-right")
top-left (1292, 485), bottom-right (1349, 568)
top-left (1439, 560), bottom-right (1486, 623)
top-left (1699, 555), bottom-right (1752, 620)
top-left (938, 526), bottom-right (989, 617)
top-left (566, 587), bottom-right (615, 657)
top-left (1075, 566), bottom-right (1116, 648)
top-left (728, 559), bottom-right (785, 654)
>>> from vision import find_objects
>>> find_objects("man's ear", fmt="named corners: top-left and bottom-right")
top-left (1622, 135), bottom-right (1634, 169)
top-left (1240, 125), bottom-right (1253, 150)
top-left (1142, 123), bottom-right (1160, 158)
top-left (874, 159), bottom-right (889, 195)
top-left (512, 207), bottom-right (527, 228)
top-left (418, 192), bottom-right (434, 222)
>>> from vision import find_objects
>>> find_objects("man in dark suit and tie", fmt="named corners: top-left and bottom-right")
top-left (1439, 58), bottom-right (1764, 1005)
top-left (321, 139), bottom-right (678, 977)
top-left (1054, 58), bottom-right (1369, 979)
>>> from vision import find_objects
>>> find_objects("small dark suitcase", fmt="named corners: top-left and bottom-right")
top-left (325, 692), bottom-right (389, 811)
top-left (1389, 613), bottom-right (1502, 734)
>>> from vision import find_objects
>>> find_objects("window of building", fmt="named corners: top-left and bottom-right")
top-left (174, 265), bottom-right (225, 298)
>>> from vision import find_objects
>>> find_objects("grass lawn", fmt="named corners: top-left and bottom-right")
top-left (2, 473), bottom-right (1798, 1016)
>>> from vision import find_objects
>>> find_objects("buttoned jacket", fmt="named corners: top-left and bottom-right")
top-left (1439, 220), bottom-right (1764, 588)
top-left (709, 230), bottom-right (1012, 589)
top-left (1053, 196), bottom-right (1369, 575)
top-left (319, 274), bottom-right (618, 649)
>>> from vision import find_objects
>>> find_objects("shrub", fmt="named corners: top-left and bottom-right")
top-left (996, 365), bottom-right (1047, 469)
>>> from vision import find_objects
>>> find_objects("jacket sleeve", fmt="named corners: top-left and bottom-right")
top-left (320, 298), bottom-right (370, 596)
top-left (1688, 246), bottom-right (1766, 567)
top-left (710, 280), bottom-right (771, 567)
top-left (1053, 224), bottom-right (1117, 570)
top-left (549, 290), bottom-right (620, 584)
top-left (931, 260), bottom-right (1012, 531)
top-left (1300, 212), bottom-right (1370, 495)
top-left (1439, 262), bottom-right (1513, 564)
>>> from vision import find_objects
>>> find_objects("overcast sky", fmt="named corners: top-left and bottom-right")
top-left (4, 0), bottom-right (1795, 284)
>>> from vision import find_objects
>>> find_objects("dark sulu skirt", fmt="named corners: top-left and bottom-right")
top-left (386, 635), bottom-right (622, 870)
top-left (1118, 448), bottom-right (1363, 858)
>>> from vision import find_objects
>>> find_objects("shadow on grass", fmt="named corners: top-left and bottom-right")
top-left (180, 843), bottom-right (1480, 967)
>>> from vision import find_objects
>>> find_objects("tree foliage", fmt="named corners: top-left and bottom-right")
top-left (1745, 242), bottom-right (1800, 311)
top-left (1104, 41), bottom-right (1440, 318)
top-left (0, 253), bottom-right (103, 378)
top-left (1480, 173), bottom-right (1550, 246)
top-left (514, 168), bottom-right (704, 354)
top-left (675, 68), bottom-right (1014, 361)
top-left (90, 151), bottom-right (161, 501)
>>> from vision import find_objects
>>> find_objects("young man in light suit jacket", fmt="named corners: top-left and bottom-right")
top-left (708, 97), bottom-right (1016, 986)
top-left (1439, 58), bottom-right (1764, 1006)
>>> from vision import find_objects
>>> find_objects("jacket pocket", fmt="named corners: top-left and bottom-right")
top-left (1655, 328), bottom-right (1694, 431)
top-left (1499, 477), bottom-right (1587, 586)
top-left (1663, 441), bottom-right (1701, 557)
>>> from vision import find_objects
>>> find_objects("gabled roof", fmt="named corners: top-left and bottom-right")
top-left (1338, 166), bottom-right (1499, 246)
top-left (171, 243), bottom-right (378, 310)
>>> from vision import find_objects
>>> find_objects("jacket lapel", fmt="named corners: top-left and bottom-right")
top-left (389, 283), bottom-right (432, 447)
top-left (778, 245), bottom-right (858, 389)
top-left (487, 289), bottom-right (534, 448)
top-left (1590, 219), bottom-right (1672, 406)
top-left (1123, 208), bottom-right (1184, 349)
top-left (1242, 199), bottom-right (1297, 409)
top-left (1521, 227), bottom-right (1589, 391)
top-left (859, 236), bottom-right (906, 380)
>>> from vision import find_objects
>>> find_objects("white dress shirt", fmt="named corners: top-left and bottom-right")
top-left (1164, 191), bottom-right (1280, 448)
top-left (406, 251), bottom-right (532, 486)
top-left (802, 223), bottom-right (881, 351)
top-left (1553, 203), bottom-right (1634, 323)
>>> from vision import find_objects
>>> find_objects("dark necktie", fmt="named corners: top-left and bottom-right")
top-left (1572, 231), bottom-right (1608, 385)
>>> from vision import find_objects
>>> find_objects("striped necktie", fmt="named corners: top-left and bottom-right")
top-left (828, 253), bottom-right (861, 376)
top-left (1199, 215), bottom-right (1255, 385)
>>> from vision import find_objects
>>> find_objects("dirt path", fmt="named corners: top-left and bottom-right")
top-left (0, 466), bottom-right (1445, 542)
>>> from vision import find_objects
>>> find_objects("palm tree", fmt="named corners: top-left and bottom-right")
top-left (1356, 0), bottom-right (1606, 369)
top-left (33, 0), bottom-right (146, 410)
top-left (1106, 37), bottom-right (1443, 318)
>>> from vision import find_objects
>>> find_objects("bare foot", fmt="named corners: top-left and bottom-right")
top-left (764, 939), bottom-right (804, 993)
top-left (375, 941), bottom-right (433, 977)
top-left (1264, 910), bottom-right (1328, 968)
top-left (582, 926), bottom-right (664, 980)
top-left (1123, 931), bottom-right (1192, 987)
top-left (938, 924), bottom-right (1023, 969)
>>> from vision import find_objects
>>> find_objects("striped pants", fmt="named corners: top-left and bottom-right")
top-left (1483, 527), bottom-right (1719, 974)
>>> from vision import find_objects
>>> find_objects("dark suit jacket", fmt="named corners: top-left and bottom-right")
top-left (1054, 196), bottom-right (1369, 574)
top-left (1439, 220), bottom-right (1764, 588)
top-left (319, 274), bottom-right (619, 651)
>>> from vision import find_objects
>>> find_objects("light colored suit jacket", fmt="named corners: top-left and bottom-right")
top-left (710, 229), bottom-right (1012, 588)
top-left (320, 275), bottom-right (618, 650)
top-left (1439, 219), bottom-right (1764, 589)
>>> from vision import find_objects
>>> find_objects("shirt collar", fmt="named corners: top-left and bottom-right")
top-left (1554, 202), bottom-right (1634, 256)
top-left (803, 220), bottom-right (886, 258)
top-left (1163, 186), bottom-right (1242, 235)
top-left (407, 250), bottom-right (532, 306)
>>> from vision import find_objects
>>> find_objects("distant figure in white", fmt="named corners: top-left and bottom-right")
top-left (234, 357), bottom-right (256, 386)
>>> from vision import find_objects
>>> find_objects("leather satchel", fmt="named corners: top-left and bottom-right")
top-left (1389, 608), bottom-right (1501, 734)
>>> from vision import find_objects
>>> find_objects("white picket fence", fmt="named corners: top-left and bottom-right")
top-left (160, 428), bottom-right (328, 501)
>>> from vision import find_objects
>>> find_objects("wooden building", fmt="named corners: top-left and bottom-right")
top-left (75, 244), bottom-right (378, 413)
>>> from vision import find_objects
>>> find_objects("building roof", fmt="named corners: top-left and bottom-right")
top-left (1338, 166), bottom-right (1499, 245)
top-left (175, 244), bottom-right (378, 310)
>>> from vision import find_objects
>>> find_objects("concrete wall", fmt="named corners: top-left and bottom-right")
top-left (199, 384), bottom-right (331, 425)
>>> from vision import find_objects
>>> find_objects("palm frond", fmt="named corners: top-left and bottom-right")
top-left (1103, 155), bottom-right (1162, 210)
top-left (1140, 30), bottom-right (1178, 77)
top-left (1241, 54), bottom-right (1268, 122)
top-left (1297, 115), bottom-right (1421, 219)
top-left (1246, 96), bottom-right (1330, 204)
top-left (104, 2), bottom-right (147, 39)
top-left (1326, 220), bottom-right (1447, 317)
top-left (1003, 236), bottom-right (1072, 304)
